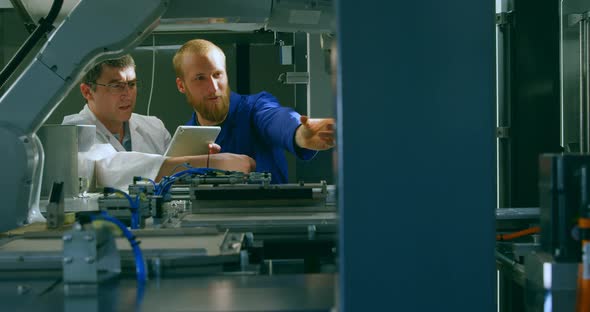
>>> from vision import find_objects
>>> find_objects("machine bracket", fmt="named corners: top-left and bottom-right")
top-left (495, 12), bottom-right (513, 26)
top-left (497, 126), bottom-right (510, 139)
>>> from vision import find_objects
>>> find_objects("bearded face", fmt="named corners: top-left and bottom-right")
top-left (176, 49), bottom-right (231, 126)
top-left (184, 84), bottom-right (230, 125)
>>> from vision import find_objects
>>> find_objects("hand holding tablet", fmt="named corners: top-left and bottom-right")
top-left (164, 126), bottom-right (221, 157)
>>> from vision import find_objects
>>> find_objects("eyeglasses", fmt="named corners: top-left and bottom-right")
top-left (89, 80), bottom-right (139, 94)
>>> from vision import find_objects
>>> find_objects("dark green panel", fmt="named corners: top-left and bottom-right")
top-left (510, 0), bottom-right (562, 207)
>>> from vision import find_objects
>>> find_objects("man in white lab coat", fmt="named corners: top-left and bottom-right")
top-left (63, 55), bottom-right (255, 189)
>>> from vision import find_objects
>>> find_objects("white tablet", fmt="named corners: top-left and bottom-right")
top-left (164, 126), bottom-right (221, 157)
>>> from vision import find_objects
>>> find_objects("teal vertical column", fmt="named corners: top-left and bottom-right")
top-left (337, 1), bottom-right (496, 311)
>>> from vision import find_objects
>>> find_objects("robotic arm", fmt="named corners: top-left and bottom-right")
top-left (0, 0), bottom-right (169, 231)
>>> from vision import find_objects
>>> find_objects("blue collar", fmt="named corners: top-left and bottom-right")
top-left (113, 121), bottom-right (132, 151)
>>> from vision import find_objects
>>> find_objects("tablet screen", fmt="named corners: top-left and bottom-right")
top-left (164, 126), bottom-right (221, 157)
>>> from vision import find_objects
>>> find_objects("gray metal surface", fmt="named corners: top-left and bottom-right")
top-left (524, 252), bottom-right (578, 311)
top-left (182, 211), bottom-right (337, 228)
top-left (190, 182), bottom-right (333, 213)
top-left (0, 130), bottom-right (41, 232)
top-left (63, 226), bottom-right (120, 284)
top-left (191, 204), bottom-right (333, 214)
top-left (496, 208), bottom-right (540, 233)
top-left (0, 273), bottom-right (335, 312)
top-left (12, 0), bottom-right (335, 33)
top-left (38, 125), bottom-right (96, 198)
top-left (40, 193), bottom-right (101, 213)
top-left (496, 207), bottom-right (540, 220)
top-left (267, 0), bottom-right (334, 33)
top-left (0, 228), bottom-right (243, 271)
top-left (11, 0), bottom-right (272, 31)
top-left (162, 0), bottom-right (271, 21)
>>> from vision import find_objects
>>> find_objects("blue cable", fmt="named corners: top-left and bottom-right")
top-left (90, 212), bottom-right (147, 284)
top-left (103, 187), bottom-right (141, 229)
top-left (133, 176), bottom-right (158, 194)
top-left (144, 178), bottom-right (157, 190)
top-left (157, 168), bottom-right (200, 195)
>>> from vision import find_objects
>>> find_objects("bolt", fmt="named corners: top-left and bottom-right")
top-left (17, 284), bottom-right (31, 295)
top-left (84, 257), bottom-right (95, 264)
top-left (62, 234), bottom-right (72, 242)
top-left (308, 225), bottom-right (317, 240)
top-left (63, 257), bottom-right (73, 264)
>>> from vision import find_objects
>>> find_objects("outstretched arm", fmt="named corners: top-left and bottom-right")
top-left (156, 153), bottom-right (256, 181)
top-left (294, 116), bottom-right (335, 151)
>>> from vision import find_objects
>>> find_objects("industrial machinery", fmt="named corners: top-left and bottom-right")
top-left (495, 155), bottom-right (590, 311)
top-left (0, 165), bottom-right (337, 311)
top-left (493, 0), bottom-right (590, 310)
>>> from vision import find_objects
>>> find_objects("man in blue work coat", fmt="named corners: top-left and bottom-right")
top-left (173, 39), bottom-right (335, 184)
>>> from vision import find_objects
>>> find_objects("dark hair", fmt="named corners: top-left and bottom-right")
top-left (82, 55), bottom-right (135, 89)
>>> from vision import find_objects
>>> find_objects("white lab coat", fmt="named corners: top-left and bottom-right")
top-left (62, 105), bottom-right (172, 190)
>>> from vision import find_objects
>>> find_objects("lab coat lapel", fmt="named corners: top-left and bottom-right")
top-left (81, 105), bottom-right (126, 152)
top-left (128, 114), bottom-right (144, 152)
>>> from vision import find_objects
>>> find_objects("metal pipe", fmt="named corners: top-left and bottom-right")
top-left (497, 13), bottom-right (512, 207)
top-left (580, 15), bottom-right (590, 154)
top-left (585, 16), bottom-right (590, 153)
top-left (495, 250), bottom-right (525, 275)
top-left (585, 17), bottom-right (589, 153)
